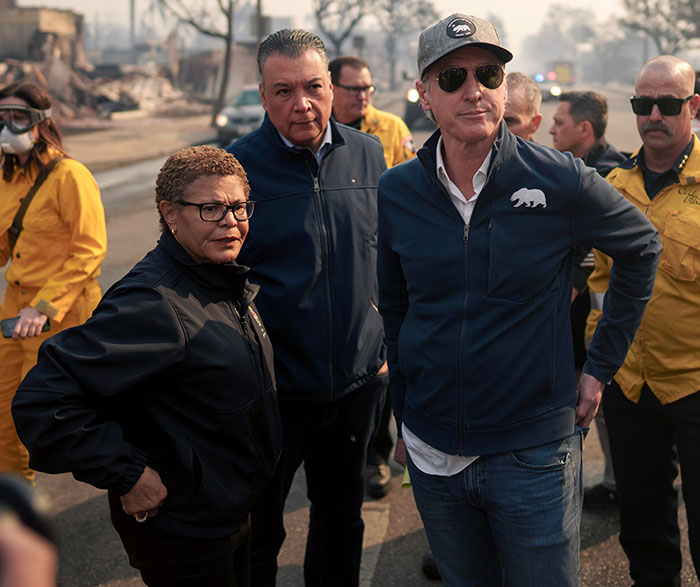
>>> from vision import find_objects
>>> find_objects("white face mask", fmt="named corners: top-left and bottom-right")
top-left (0, 127), bottom-right (36, 155)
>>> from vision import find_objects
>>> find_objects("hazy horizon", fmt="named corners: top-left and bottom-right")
top-left (19, 0), bottom-right (625, 59)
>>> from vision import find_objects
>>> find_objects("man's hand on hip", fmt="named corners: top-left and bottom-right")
top-left (576, 373), bottom-right (606, 427)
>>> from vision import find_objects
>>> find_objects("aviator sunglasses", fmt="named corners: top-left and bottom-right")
top-left (436, 65), bottom-right (505, 93)
top-left (630, 95), bottom-right (694, 116)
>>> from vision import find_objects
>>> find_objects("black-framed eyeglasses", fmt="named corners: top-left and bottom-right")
top-left (436, 64), bottom-right (505, 93)
top-left (630, 95), bottom-right (694, 116)
top-left (0, 104), bottom-right (52, 134)
top-left (176, 200), bottom-right (255, 222)
top-left (335, 83), bottom-right (375, 96)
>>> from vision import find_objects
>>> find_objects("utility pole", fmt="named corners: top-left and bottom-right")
top-left (130, 0), bottom-right (136, 49)
top-left (256, 0), bottom-right (263, 47)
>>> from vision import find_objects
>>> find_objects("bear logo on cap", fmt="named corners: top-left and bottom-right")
top-left (446, 17), bottom-right (475, 39)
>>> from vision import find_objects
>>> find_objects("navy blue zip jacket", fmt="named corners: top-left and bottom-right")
top-left (378, 124), bottom-right (661, 457)
top-left (13, 232), bottom-right (282, 539)
top-left (228, 115), bottom-right (387, 402)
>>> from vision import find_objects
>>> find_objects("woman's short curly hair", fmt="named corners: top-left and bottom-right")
top-left (155, 145), bottom-right (251, 233)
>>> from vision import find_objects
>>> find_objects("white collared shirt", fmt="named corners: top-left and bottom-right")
top-left (435, 135), bottom-right (491, 224)
top-left (278, 122), bottom-right (333, 164)
top-left (402, 137), bottom-right (492, 477)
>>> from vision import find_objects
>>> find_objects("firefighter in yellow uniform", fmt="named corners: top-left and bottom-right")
top-left (0, 82), bottom-right (106, 481)
top-left (585, 56), bottom-right (700, 585)
top-left (330, 56), bottom-right (415, 169)
top-left (359, 103), bottom-right (415, 168)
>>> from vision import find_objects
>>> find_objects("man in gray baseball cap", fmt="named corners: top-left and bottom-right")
top-left (377, 13), bottom-right (661, 586)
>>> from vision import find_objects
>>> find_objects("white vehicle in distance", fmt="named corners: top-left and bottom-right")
top-left (214, 85), bottom-right (264, 146)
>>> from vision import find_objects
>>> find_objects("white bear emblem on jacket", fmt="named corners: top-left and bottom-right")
top-left (510, 188), bottom-right (547, 208)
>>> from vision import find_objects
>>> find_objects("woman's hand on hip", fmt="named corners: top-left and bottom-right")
top-left (120, 466), bottom-right (168, 522)
top-left (13, 307), bottom-right (48, 339)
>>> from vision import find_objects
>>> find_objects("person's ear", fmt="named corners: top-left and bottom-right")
top-left (417, 79), bottom-right (431, 114)
top-left (530, 113), bottom-right (543, 135)
top-left (159, 200), bottom-right (178, 234)
top-left (579, 120), bottom-right (593, 140)
top-left (259, 82), bottom-right (267, 112)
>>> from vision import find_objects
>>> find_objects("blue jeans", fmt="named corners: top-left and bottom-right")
top-left (408, 429), bottom-right (585, 587)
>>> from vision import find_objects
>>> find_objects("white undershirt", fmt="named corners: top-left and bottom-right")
top-left (402, 137), bottom-right (492, 477)
top-left (278, 123), bottom-right (333, 164)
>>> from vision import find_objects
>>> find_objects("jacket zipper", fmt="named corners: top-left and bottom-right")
top-left (234, 297), bottom-right (266, 480)
top-left (234, 299), bottom-right (264, 405)
top-left (312, 173), bottom-right (335, 399)
top-left (456, 220), bottom-right (472, 456)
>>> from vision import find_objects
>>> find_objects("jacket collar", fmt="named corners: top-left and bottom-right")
top-left (615, 134), bottom-right (700, 188)
top-left (159, 231), bottom-right (258, 303)
top-left (417, 121), bottom-right (512, 181)
top-left (260, 113), bottom-right (347, 159)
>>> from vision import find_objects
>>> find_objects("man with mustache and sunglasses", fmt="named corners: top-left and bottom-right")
top-left (586, 55), bottom-right (700, 586)
top-left (377, 13), bottom-right (661, 586)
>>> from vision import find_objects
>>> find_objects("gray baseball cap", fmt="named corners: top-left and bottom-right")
top-left (417, 14), bottom-right (513, 78)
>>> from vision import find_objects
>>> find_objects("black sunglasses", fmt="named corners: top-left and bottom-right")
top-left (436, 65), bottom-right (505, 93)
top-left (630, 95), bottom-right (694, 116)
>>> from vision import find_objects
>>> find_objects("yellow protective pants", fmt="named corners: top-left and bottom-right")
top-left (0, 280), bottom-right (101, 481)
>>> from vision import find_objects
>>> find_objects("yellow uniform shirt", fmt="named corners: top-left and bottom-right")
top-left (586, 135), bottom-right (700, 404)
top-left (361, 104), bottom-right (415, 169)
top-left (0, 151), bottom-right (107, 322)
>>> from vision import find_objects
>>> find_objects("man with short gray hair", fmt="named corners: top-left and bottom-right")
top-left (228, 28), bottom-right (388, 586)
top-left (503, 71), bottom-right (542, 140)
top-left (378, 13), bottom-right (660, 585)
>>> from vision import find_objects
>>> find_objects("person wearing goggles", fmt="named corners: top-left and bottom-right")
top-left (0, 105), bottom-right (46, 157)
top-left (586, 55), bottom-right (700, 587)
top-left (0, 82), bottom-right (107, 482)
top-left (377, 13), bottom-right (661, 586)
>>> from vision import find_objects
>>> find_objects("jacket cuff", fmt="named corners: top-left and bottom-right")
top-left (33, 298), bottom-right (61, 320)
top-left (113, 449), bottom-right (149, 496)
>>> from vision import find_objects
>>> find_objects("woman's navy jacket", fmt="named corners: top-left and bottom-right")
top-left (13, 232), bottom-right (282, 540)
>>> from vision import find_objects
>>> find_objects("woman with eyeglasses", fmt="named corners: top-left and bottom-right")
top-left (12, 146), bottom-right (282, 586)
top-left (0, 82), bottom-right (106, 482)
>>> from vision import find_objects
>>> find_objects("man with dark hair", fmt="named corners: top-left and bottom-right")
top-left (550, 91), bottom-right (625, 175)
top-left (378, 13), bottom-right (660, 585)
top-left (227, 29), bottom-right (388, 586)
top-left (329, 56), bottom-right (415, 170)
top-left (549, 90), bottom-right (627, 511)
top-left (503, 71), bottom-right (542, 140)
top-left (587, 55), bottom-right (700, 586)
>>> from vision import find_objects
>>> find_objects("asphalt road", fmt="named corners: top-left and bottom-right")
top-left (5, 88), bottom-right (700, 586)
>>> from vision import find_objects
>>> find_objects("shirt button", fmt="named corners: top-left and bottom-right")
top-left (14, 281), bottom-right (19, 285)
top-left (16, 252), bottom-right (20, 258)
top-left (21, 289), bottom-right (26, 294)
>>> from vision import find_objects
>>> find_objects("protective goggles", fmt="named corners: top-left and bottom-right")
top-left (0, 104), bottom-right (52, 134)
top-left (629, 95), bottom-right (693, 116)
top-left (436, 65), bottom-right (505, 93)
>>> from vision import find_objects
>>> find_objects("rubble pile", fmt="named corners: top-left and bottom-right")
top-left (0, 57), bottom-right (209, 130)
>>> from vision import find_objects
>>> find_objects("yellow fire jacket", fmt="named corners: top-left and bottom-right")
top-left (361, 104), bottom-right (415, 169)
top-left (586, 135), bottom-right (700, 404)
top-left (0, 150), bottom-right (107, 322)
